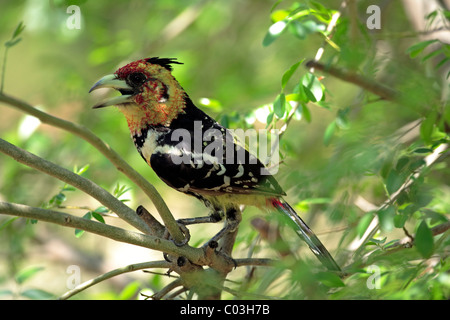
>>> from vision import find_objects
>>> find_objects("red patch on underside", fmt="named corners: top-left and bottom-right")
top-left (268, 197), bottom-right (282, 209)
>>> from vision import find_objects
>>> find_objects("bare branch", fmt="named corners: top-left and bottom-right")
top-left (60, 260), bottom-right (171, 300)
top-left (0, 138), bottom-right (151, 234)
top-left (0, 202), bottom-right (193, 255)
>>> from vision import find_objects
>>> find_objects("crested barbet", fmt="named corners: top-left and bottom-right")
top-left (90, 57), bottom-right (340, 272)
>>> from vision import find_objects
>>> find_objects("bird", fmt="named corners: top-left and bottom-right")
top-left (89, 57), bottom-right (341, 272)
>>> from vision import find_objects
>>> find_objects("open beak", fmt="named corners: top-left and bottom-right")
top-left (89, 74), bottom-right (135, 109)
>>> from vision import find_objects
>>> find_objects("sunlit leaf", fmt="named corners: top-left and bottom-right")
top-left (75, 164), bottom-right (90, 175)
top-left (273, 93), bottom-right (286, 118)
top-left (281, 60), bottom-right (302, 89)
top-left (198, 97), bottom-right (223, 112)
top-left (263, 20), bottom-right (288, 46)
top-left (118, 281), bottom-right (140, 300)
top-left (301, 73), bottom-right (323, 102)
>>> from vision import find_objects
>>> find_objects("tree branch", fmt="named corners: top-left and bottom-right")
top-left (305, 60), bottom-right (400, 102)
top-left (0, 92), bottom-right (184, 243)
top-left (0, 201), bottom-right (205, 262)
top-left (0, 202), bottom-right (188, 255)
top-left (0, 137), bottom-right (151, 234)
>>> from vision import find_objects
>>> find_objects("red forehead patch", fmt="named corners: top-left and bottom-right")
top-left (114, 59), bottom-right (148, 79)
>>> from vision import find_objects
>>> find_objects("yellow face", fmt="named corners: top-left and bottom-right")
top-left (90, 58), bottom-right (187, 134)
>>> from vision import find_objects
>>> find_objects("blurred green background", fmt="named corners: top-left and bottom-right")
top-left (0, 0), bottom-right (448, 299)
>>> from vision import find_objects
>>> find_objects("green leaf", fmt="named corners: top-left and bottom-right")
top-left (281, 60), bottom-right (302, 89)
top-left (316, 272), bottom-right (345, 288)
top-left (4, 38), bottom-right (22, 48)
top-left (263, 20), bottom-right (288, 46)
top-left (0, 289), bottom-right (13, 298)
top-left (289, 19), bottom-right (325, 40)
top-left (357, 213), bottom-right (374, 238)
top-left (62, 186), bottom-right (76, 192)
top-left (377, 206), bottom-right (395, 232)
top-left (413, 147), bottom-right (433, 154)
top-left (293, 82), bottom-right (310, 102)
top-left (436, 56), bottom-right (450, 69)
top-left (75, 164), bottom-right (90, 175)
top-left (421, 47), bottom-right (443, 63)
top-left (273, 93), bottom-right (286, 118)
top-left (323, 121), bottom-right (336, 146)
top-left (385, 169), bottom-right (404, 195)
top-left (94, 206), bottom-right (109, 214)
top-left (336, 108), bottom-right (350, 129)
top-left (406, 39), bottom-right (438, 58)
top-left (301, 103), bottom-right (311, 123)
top-left (394, 213), bottom-right (408, 228)
top-left (420, 111), bottom-right (438, 144)
top-left (15, 266), bottom-right (44, 285)
top-left (309, 1), bottom-right (329, 15)
top-left (0, 216), bottom-right (19, 231)
top-left (198, 97), bottom-right (223, 112)
top-left (301, 73), bottom-right (323, 102)
top-left (270, 0), bottom-right (284, 13)
top-left (415, 220), bottom-right (434, 258)
top-left (75, 212), bottom-right (92, 238)
top-left (296, 197), bottom-right (331, 211)
top-left (368, 237), bottom-right (387, 245)
top-left (265, 111), bottom-right (274, 127)
top-left (118, 281), bottom-right (140, 300)
top-left (92, 211), bottom-right (105, 224)
top-left (408, 159), bottom-right (426, 171)
top-left (12, 21), bottom-right (26, 39)
top-left (53, 192), bottom-right (66, 206)
top-left (396, 156), bottom-right (410, 172)
top-left (21, 289), bottom-right (54, 300)
top-left (74, 229), bottom-right (85, 238)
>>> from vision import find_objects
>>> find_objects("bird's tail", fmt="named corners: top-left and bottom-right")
top-left (270, 197), bottom-right (341, 272)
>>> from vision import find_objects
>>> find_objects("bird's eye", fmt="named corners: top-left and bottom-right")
top-left (127, 72), bottom-right (147, 87)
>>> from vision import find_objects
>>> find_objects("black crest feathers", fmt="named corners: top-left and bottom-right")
top-left (145, 57), bottom-right (183, 71)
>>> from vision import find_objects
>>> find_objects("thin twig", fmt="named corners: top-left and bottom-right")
top-left (59, 260), bottom-right (171, 300)
top-left (151, 278), bottom-right (184, 300)
top-left (234, 258), bottom-right (274, 267)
